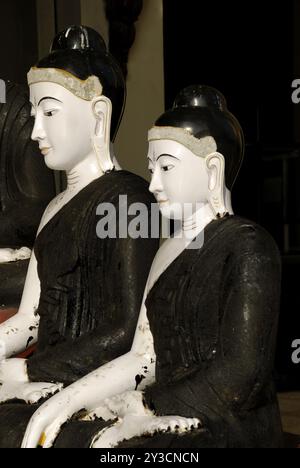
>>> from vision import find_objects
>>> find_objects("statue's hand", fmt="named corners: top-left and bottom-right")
top-left (0, 380), bottom-right (63, 404)
top-left (91, 414), bottom-right (202, 448)
top-left (0, 247), bottom-right (31, 264)
top-left (21, 390), bottom-right (77, 448)
top-left (140, 415), bottom-right (202, 435)
top-left (104, 391), bottom-right (151, 418)
top-left (0, 358), bottom-right (28, 383)
top-left (83, 391), bottom-right (151, 423)
top-left (0, 358), bottom-right (63, 404)
top-left (90, 390), bottom-right (201, 448)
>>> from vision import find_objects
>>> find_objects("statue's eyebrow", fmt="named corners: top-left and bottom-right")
top-left (157, 154), bottom-right (179, 161)
top-left (38, 97), bottom-right (62, 106)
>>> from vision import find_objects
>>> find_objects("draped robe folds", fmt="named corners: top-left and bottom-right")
top-left (119, 216), bottom-right (283, 448)
top-left (0, 170), bottom-right (159, 448)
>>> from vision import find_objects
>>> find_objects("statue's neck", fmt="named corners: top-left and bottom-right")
top-left (182, 203), bottom-right (216, 239)
top-left (66, 151), bottom-right (104, 193)
top-left (225, 187), bottom-right (234, 215)
top-left (65, 145), bottom-right (122, 193)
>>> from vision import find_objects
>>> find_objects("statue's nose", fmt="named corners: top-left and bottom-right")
top-left (31, 115), bottom-right (46, 142)
top-left (149, 167), bottom-right (163, 195)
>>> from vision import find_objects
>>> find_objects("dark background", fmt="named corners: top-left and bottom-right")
top-left (0, 0), bottom-right (38, 84)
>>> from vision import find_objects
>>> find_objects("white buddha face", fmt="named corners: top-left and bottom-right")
top-left (148, 139), bottom-right (210, 220)
top-left (29, 82), bottom-right (96, 171)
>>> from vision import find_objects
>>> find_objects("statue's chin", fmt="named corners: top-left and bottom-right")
top-left (159, 203), bottom-right (182, 221)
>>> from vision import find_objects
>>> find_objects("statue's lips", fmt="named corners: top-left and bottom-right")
top-left (40, 147), bottom-right (52, 156)
top-left (157, 199), bottom-right (168, 204)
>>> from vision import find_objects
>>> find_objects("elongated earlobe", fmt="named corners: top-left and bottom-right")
top-left (92, 96), bottom-right (115, 174)
top-left (206, 152), bottom-right (228, 218)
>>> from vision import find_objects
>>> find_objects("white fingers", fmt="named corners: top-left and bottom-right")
top-left (42, 419), bottom-right (65, 448)
top-left (22, 383), bottom-right (64, 404)
top-left (21, 417), bottom-right (46, 448)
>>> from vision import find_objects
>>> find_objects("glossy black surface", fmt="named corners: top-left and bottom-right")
top-left (121, 217), bottom-right (283, 448)
top-left (51, 25), bottom-right (107, 53)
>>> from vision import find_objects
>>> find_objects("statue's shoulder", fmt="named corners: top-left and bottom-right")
top-left (92, 170), bottom-right (155, 205)
top-left (220, 216), bottom-right (280, 262)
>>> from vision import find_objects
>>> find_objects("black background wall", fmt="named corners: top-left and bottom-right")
top-left (163, 0), bottom-right (300, 389)
top-left (163, 1), bottom-right (294, 148)
top-left (0, 0), bottom-right (38, 83)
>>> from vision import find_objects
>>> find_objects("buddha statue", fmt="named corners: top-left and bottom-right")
top-left (0, 25), bottom-right (158, 448)
top-left (0, 82), bottom-right (55, 309)
top-left (18, 86), bottom-right (283, 449)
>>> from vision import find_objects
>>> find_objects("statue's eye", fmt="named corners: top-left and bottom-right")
top-left (44, 109), bottom-right (58, 117)
top-left (148, 167), bottom-right (154, 175)
top-left (162, 164), bottom-right (174, 172)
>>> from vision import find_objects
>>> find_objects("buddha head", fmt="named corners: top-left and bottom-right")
top-left (28, 25), bottom-right (125, 173)
top-left (147, 85), bottom-right (244, 221)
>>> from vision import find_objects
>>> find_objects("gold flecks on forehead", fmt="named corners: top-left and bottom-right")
top-left (148, 126), bottom-right (217, 158)
top-left (27, 67), bottom-right (103, 101)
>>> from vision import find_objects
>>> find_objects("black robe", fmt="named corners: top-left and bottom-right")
top-left (119, 216), bottom-right (283, 448)
top-left (0, 170), bottom-right (158, 447)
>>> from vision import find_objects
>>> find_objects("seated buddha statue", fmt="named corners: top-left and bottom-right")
top-left (0, 25), bottom-right (158, 448)
top-left (0, 82), bottom-right (55, 309)
top-left (18, 86), bottom-right (283, 449)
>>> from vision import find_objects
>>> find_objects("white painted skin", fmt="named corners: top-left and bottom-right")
top-left (0, 247), bottom-right (31, 264)
top-left (21, 137), bottom-right (230, 448)
top-left (0, 81), bottom-right (116, 404)
top-left (0, 359), bottom-right (63, 404)
top-left (91, 392), bottom-right (201, 448)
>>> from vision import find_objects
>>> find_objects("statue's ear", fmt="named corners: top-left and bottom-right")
top-left (91, 96), bottom-right (114, 173)
top-left (92, 96), bottom-right (112, 139)
top-left (205, 152), bottom-right (228, 218)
